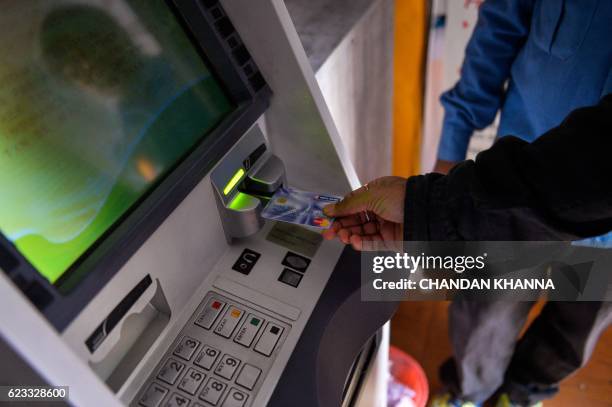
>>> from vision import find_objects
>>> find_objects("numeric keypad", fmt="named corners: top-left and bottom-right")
top-left (133, 293), bottom-right (289, 407)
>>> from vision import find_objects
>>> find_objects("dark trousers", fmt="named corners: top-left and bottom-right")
top-left (440, 300), bottom-right (612, 405)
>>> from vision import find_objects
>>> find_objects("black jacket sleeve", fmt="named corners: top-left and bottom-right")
top-left (404, 94), bottom-right (612, 241)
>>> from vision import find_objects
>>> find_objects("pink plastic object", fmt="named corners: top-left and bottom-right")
top-left (388, 346), bottom-right (429, 407)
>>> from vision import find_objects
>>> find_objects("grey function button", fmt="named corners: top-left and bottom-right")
top-left (173, 336), bottom-right (200, 361)
top-left (234, 314), bottom-right (264, 347)
top-left (235, 364), bottom-right (261, 390)
top-left (221, 388), bottom-right (248, 407)
top-left (214, 354), bottom-right (241, 380)
top-left (195, 298), bottom-right (226, 330)
top-left (254, 322), bottom-right (283, 356)
top-left (178, 368), bottom-right (206, 395)
top-left (158, 359), bottom-right (185, 385)
top-left (138, 382), bottom-right (169, 407)
top-left (214, 306), bottom-right (245, 338)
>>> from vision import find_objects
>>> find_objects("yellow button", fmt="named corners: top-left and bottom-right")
top-left (231, 309), bottom-right (242, 318)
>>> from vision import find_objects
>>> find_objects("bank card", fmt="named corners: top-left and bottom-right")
top-left (261, 186), bottom-right (341, 229)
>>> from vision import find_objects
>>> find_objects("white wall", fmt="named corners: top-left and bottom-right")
top-left (421, 0), bottom-right (497, 172)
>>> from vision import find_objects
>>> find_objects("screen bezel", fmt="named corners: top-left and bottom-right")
top-left (0, 0), bottom-right (271, 331)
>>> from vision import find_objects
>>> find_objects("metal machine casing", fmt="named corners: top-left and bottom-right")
top-left (0, 1), bottom-right (393, 406)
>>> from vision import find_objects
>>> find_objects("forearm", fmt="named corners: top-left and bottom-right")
top-left (407, 94), bottom-right (612, 241)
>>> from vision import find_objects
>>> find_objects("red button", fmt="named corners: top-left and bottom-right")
top-left (212, 301), bottom-right (221, 309)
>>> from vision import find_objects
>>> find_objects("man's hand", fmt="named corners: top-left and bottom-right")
top-left (322, 176), bottom-right (406, 251)
top-left (433, 159), bottom-right (457, 175)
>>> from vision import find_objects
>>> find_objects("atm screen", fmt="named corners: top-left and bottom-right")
top-left (0, 2), bottom-right (235, 284)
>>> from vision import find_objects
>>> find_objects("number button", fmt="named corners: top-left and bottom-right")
top-left (199, 377), bottom-right (227, 406)
top-left (164, 392), bottom-right (190, 407)
top-left (178, 368), bottom-right (206, 395)
top-left (194, 346), bottom-right (220, 370)
top-left (222, 388), bottom-right (248, 407)
top-left (173, 336), bottom-right (200, 361)
top-left (138, 382), bottom-right (168, 407)
top-left (214, 354), bottom-right (241, 380)
top-left (158, 359), bottom-right (185, 385)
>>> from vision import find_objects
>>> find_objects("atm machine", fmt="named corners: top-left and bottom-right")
top-left (0, 1), bottom-right (398, 406)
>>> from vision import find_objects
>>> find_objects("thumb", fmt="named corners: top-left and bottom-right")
top-left (323, 189), bottom-right (369, 217)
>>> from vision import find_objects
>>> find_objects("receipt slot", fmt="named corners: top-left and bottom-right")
top-left (211, 125), bottom-right (287, 242)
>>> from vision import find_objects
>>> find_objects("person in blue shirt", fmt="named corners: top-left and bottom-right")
top-left (428, 1), bottom-right (612, 406)
top-left (435, 0), bottom-right (612, 172)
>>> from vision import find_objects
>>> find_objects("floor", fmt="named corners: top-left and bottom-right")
top-left (391, 301), bottom-right (612, 406)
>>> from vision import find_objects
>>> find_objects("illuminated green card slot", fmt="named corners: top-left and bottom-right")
top-left (228, 191), bottom-right (257, 210)
top-left (223, 168), bottom-right (245, 195)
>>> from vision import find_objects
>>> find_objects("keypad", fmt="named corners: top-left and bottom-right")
top-left (133, 292), bottom-right (290, 407)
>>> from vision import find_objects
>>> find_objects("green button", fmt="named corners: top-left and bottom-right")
top-left (250, 317), bottom-right (260, 326)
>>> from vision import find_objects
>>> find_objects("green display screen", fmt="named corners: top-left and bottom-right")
top-left (0, 1), bottom-right (235, 284)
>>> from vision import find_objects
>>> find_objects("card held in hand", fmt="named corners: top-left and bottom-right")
top-left (261, 186), bottom-right (341, 229)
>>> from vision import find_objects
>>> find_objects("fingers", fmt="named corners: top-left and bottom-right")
top-left (338, 228), bottom-right (352, 244)
top-left (322, 217), bottom-right (385, 251)
top-left (350, 233), bottom-right (383, 251)
top-left (322, 215), bottom-right (360, 240)
top-left (323, 185), bottom-right (371, 217)
top-left (379, 221), bottom-right (396, 242)
top-left (321, 227), bottom-right (336, 240)
top-left (362, 220), bottom-right (378, 235)
top-left (324, 176), bottom-right (407, 226)
top-left (322, 214), bottom-right (370, 239)
top-left (338, 214), bottom-right (365, 228)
